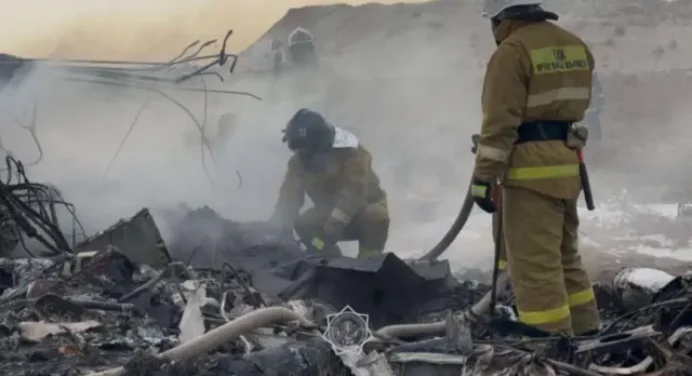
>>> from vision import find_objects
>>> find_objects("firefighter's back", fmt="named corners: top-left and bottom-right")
top-left (504, 21), bottom-right (594, 199)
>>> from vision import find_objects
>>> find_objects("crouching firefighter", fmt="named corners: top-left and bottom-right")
top-left (269, 109), bottom-right (390, 258)
top-left (470, 0), bottom-right (600, 336)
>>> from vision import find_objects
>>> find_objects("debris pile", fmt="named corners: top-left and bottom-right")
top-left (0, 202), bottom-right (691, 375)
top-left (0, 249), bottom-right (348, 375)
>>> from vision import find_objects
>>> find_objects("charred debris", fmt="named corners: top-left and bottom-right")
top-left (0, 160), bottom-right (688, 375)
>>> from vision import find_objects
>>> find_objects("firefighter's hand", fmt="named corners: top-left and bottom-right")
top-left (471, 178), bottom-right (497, 213)
top-left (306, 231), bottom-right (336, 253)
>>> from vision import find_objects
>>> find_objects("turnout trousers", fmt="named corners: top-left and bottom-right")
top-left (293, 199), bottom-right (389, 258)
top-left (502, 186), bottom-right (600, 336)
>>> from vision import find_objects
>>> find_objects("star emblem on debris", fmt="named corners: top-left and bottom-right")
top-left (322, 305), bottom-right (373, 355)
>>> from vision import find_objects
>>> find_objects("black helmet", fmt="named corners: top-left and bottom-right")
top-left (282, 109), bottom-right (335, 153)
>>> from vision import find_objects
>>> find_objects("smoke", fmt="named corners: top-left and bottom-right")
top-left (0, 57), bottom-right (276, 254)
top-left (4, 0), bottom-right (692, 269)
top-left (0, 0), bottom-right (489, 265)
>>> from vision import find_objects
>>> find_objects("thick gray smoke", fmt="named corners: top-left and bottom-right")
top-left (3, 0), bottom-right (692, 268)
top-left (0, 59), bottom-right (273, 246)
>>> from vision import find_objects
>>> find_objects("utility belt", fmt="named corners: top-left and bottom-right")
top-left (516, 120), bottom-right (588, 150)
top-left (515, 121), bottom-right (571, 145)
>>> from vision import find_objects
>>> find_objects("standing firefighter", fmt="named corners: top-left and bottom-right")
top-left (471, 0), bottom-right (600, 336)
top-left (270, 109), bottom-right (389, 258)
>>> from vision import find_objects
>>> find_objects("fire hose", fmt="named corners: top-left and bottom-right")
top-left (375, 271), bottom-right (510, 339)
top-left (417, 134), bottom-right (481, 262)
top-left (87, 307), bottom-right (316, 376)
top-left (372, 135), bottom-right (511, 339)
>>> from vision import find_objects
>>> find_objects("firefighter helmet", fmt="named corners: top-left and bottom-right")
top-left (482, 0), bottom-right (545, 19)
top-left (282, 109), bottom-right (335, 153)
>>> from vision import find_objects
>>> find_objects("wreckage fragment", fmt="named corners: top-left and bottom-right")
top-left (274, 253), bottom-right (456, 328)
top-left (75, 208), bottom-right (171, 268)
top-left (614, 267), bottom-right (676, 312)
top-left (18, 320), bottom-right (102, 342)
top-left (588, 326), bottom-right (692, 375)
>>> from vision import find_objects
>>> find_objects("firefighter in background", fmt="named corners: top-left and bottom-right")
top-left (270, 109), bottom-right (389, 258)
top-left (583, 72), bottom-right (604, 141)
top-left (471, 0), bottom-right (600, 336)
top-left (287, 27), bottom-right (317, 68)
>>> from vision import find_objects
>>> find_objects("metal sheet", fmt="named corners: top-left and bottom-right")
top-left (75, 208), bottom-right (170, 268)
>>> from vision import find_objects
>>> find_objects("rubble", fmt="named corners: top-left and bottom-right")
top-left (0, 205), bottom-right (688, 376)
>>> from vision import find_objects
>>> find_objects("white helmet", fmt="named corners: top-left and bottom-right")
top-left (482, 0), bottom-right (545, 19)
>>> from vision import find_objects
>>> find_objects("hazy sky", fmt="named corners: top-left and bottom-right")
top-left (0, 0), bottom-right (424, 60)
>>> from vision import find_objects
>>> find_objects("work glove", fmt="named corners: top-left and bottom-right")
top-left (302, 229), bottom-right (337, 253)
top-left (471, 178), bottom-right (496, 213)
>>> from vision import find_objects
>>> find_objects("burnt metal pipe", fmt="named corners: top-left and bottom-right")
top-left (87, 307), bottom-right (315, 376)
top-left (375, 271), bottom-right (510, 339)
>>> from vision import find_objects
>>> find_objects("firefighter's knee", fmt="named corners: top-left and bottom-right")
top-left (358, 202), bottom-right (390, 252)
top-left (293, 209), bottom-right (325, 238)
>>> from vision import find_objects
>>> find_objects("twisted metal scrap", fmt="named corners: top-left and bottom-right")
top-left (0, 30), bottom-right (260, 189)
top-left (0, 156), bottom-right (83, 255)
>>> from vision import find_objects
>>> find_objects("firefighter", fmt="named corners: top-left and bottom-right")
top-left (270, 108), bottom-right (389, 258)
top-left (470, 0), bottom-right (600, 336)
top-left (287, 27), bottom-right (317, 67)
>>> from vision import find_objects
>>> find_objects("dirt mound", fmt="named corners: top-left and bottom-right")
top-left (242, 0), bottom-right (692, 73)
top-left (237, 0), bottom-right (692, 192)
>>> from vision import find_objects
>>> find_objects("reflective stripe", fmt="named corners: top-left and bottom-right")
top-left (568, 288), bottom-right (595, 307)
top-left (518, 304), bottom-right (570, 325)
top-left (471, 185), bottom-right (487, 198)
top-left (527, 87), bottom-right (591, 108)
top-left (497, 259), bottom-right (507, 270)
top-left (507, 164), bottom-right (579, 180)
top-left (330, 208), bottom-right (352, 224)
top-left (311, 237), bottom-right (325, 250)
top-left (477, 144), bottom-right (511, 162)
